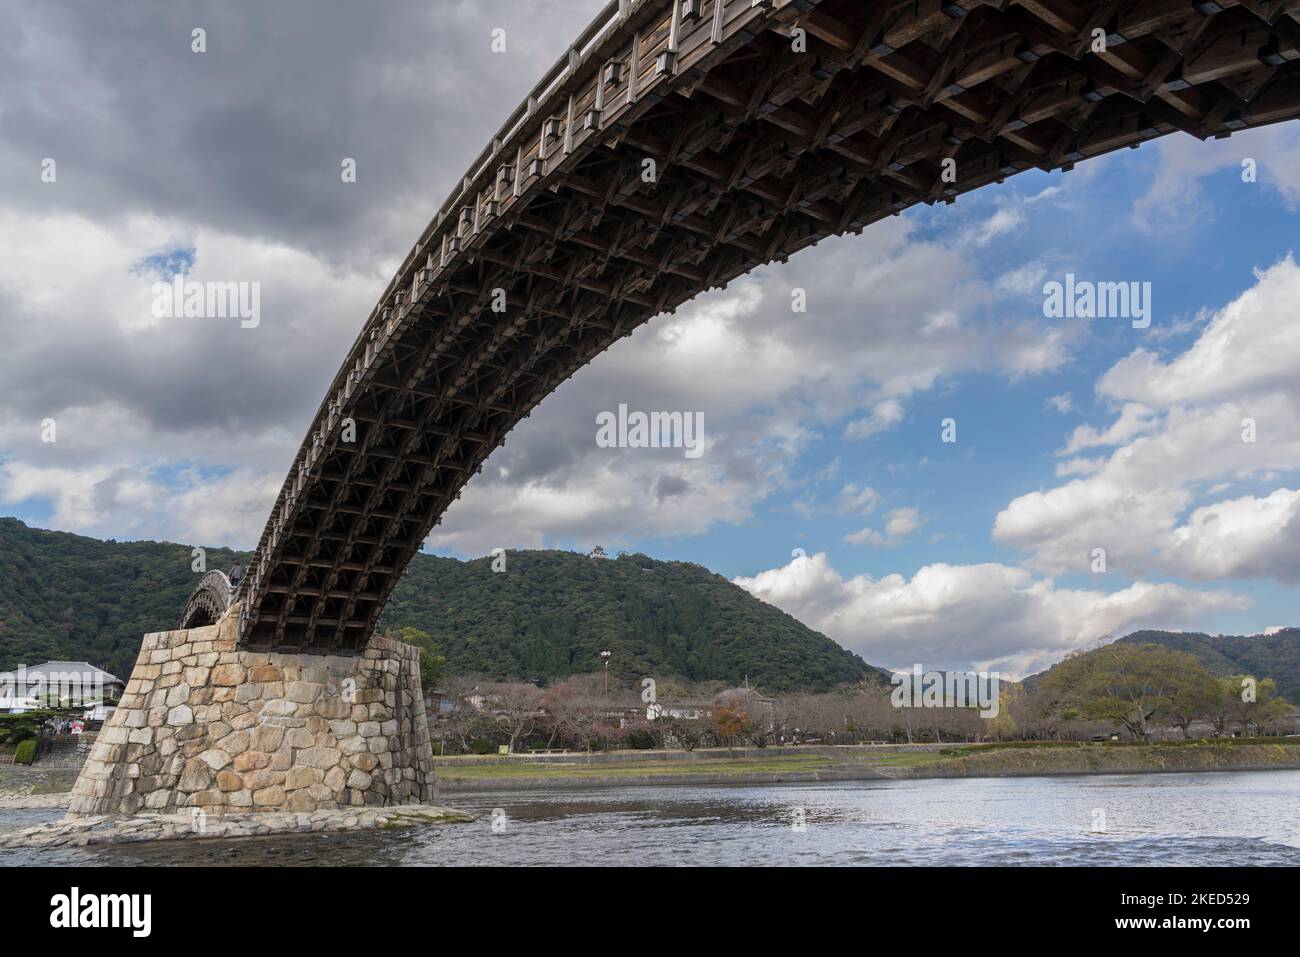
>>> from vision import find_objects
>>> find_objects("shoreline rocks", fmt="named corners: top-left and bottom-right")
top-left (0, 803), bottom-right (473, 849)
top-left (0, 792), bottom-right (72, 811)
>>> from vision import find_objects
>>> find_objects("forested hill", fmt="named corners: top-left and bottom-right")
top-left (1116, 629), bottom-right (1300, 703)
top-left (384, 549), bottom-right (882, 691)
top-left (0, 518), bottom-right (245, 678)
top-left (0, 518), bottom-right (880, 692)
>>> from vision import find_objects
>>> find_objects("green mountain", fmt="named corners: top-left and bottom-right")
top-left (1116, 629), bottom-right (1300, 703)
top-left (0, 518), bottom-right (878, 692)
top-left (383, 548), bottom-right (881, 691)
top-left (0, 518), bottom-right (244, 679)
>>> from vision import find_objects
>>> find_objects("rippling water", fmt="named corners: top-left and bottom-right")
top-left (4, 771), bottom-right (1299, 866)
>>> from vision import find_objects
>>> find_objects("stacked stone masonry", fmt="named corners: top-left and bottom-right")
top-left (68, 604), bottom-right (436, 816)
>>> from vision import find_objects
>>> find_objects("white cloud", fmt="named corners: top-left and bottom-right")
top-left (1133, 124), bottom-right (1300, 232)
top-left (0, 457), bottom-right (281, 548)
top-left (1060, 402), bottom-right (1155, 454)
top-left (734, 551), bottom-right (1245, 678)
top-left (885, 507), bottom-right (920, 538)
top-left (996, 261), bottom-right (1048, 296)
top-left (844, 506), bottom-right (921, 547)
top-left (1164, 488), bottom-right (1300, 580)
top-left (1046, 393), bottom-right (1073, 414)
top-left (1054, 455), bottom-right (1105, 477)
top-left (966, 205), bottom-right (1026, 247)
top-left (1097, 257), bottom-right (1300, 407)
top-left (995, 257), bottom-right (1300, 582)
top-left (844, 398), bottom-right (904, 440)
top-left (836, 483), bottom-right (880, 515)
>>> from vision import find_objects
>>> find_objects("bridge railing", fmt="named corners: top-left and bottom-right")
top-left (438, 0), bottom-right (634, 227)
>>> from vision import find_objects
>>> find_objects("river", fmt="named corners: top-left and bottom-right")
top-left (3, 770), bottom-right (1299, 866)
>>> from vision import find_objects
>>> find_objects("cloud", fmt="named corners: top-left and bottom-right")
top-left (844, 398), bottom-right (904, 440)
top-left (1164, 488), bottom-right (1300, 580)
top-left (837, 483), bottom-right (880, 515)
top-left (965, 205), bottom-right (1026, 247)
top-left (994, 257), bottom-right (1300, 582)
top-left (733, 551), bottom-right (1245, 678)
top-left (0, 0), bottom-right (601, 265)
top-left (1046, 393), bottom-right (1073, 414)
top-left (1097, 257), bottom-right (1300, 407)
top-left (1133, 124), bottom-right (1300, 232)
top-left (0, 457), bottom-right (281, 548)
top-left (1060, 402), bottom-right (1155, 454)
top-left (844, 507), bottom-right (920, 547)
top-left (0, 207), bottom-right (382, 546)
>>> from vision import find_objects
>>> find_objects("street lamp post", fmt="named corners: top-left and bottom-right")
top-left (600, 650), bottom-right (611, 695)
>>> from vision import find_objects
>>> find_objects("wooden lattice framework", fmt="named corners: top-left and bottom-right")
top-left (217, 0), bottom-right (1300, 653)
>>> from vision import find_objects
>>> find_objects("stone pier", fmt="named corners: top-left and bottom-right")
top-left (68, 605), bottom-right (436, 816)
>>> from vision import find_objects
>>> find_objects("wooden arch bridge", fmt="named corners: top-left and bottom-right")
top-left (184, 0), bottom-right (1300, 651)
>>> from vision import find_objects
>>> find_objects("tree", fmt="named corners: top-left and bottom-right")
top-left (1167, 670), bottom-right (1222, 738)
top-left (486, 682), bottom-right (544, 753)
top-left (1225, 675), bottom-right (1290, 736)
top-left (658, 716), bottom-right (703, 751)
top-left (391, 626), bottom-right (445, 697)
top-left (1037, 643), bottom-right (1213, 740)
top-left (541, 674), bottom-right (606, 751)
top-left (428, 674), bottom-right (491, 754)
top-left (984, 682), bottom-right (1019, 741)
top-left (711, 697), bottom-right (751, 744)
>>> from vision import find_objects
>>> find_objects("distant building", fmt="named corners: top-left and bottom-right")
top-left (714, 687), bottom-right (777, 731)
top-left (0, 661), bottom-right (124, 714)
top-left (647, 699), bottom-right (711, 721)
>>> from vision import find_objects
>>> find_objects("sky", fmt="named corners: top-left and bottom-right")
top-left (2, 0), bottom-right (1300, 679)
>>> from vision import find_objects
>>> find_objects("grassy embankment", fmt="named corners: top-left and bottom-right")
top-left (6, 740), bottom-right (1298, 800)
top-left (434, 738), bottom-right (1300, 790)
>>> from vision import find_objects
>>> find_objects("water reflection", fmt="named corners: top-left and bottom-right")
top-left (3, 771), bottom-right (1298, 867)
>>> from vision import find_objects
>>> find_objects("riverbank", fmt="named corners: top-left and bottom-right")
top-left (0, 804), bottom-right (474, 849)
top-left (0, 766), bottom-right (79, 809)
top-left (6, 740), bottom-right (1298, 804)
top-left (433, 739), bottom-right (1300, 790)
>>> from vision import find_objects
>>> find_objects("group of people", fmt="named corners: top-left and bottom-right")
top-left (42, 716), bottom-right (84, 735)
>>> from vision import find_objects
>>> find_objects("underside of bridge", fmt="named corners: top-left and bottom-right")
top-left (219, 0), bottom-right (1300, 654)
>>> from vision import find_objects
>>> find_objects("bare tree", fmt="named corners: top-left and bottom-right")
top-left (486, 682), bottom-right (544, 753)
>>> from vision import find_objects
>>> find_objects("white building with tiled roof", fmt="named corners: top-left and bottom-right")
top-left (0, 661), bottom-right (124, 714)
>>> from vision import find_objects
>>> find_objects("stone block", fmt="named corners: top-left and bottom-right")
top-left (244, 769), bottom-right (284, 790)
top-left (197, 749), bottom-right (231, 771)
top-left (250, 725), bottom-right (285, 752)
top-left (178, 759), bottom-right (211, 792)
top-left (286, 681), bottom-right (321, 703)
top-left (297, 747), bottom-right (342, 770)
top-left (217, 730), bottom-right (250, 755)
top-left (252, 785), bottom-right (286, 806)
top-left (233, 750), bottom-right (268, 772)
top-left (285, 767), bottom-right (323, 790)
top-left (211, 663), bottom-right (246, 686)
